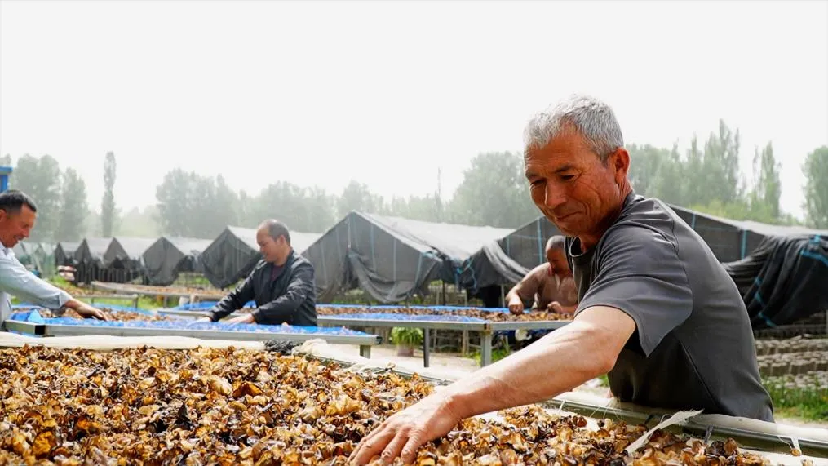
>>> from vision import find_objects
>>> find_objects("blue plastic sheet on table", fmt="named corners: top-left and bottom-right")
top-left (174, 300), bottom-right (255, 310)
top-left (6, 310), bottom-right (46, 337)
top-left (13, 303), bottom-right (155, 315)
top-left (321, 312), bottom-right (488, 323)
top-left (9, 310), bottom-right (47, 324)
top-left (6, 315), bottom-right (369, 336)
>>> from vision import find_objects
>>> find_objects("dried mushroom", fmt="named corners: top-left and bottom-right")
top-left (316, 306), bottom-right (575, 322)
top-left (0, 346), bottom-right (774, 465)
top-left (37, 308), bottom-right (174, 323)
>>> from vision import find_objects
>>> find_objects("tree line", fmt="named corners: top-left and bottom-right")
top-left (4, 119), bottom-right (828, 242)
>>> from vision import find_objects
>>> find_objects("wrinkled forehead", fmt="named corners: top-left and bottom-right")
top-left (524, 131), bottom-right (594, 173)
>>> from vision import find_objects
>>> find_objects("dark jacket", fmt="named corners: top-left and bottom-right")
top-left (208, 250), bottom-right (317, 326)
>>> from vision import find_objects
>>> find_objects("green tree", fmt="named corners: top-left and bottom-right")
top-left (699, 120), bottom-right (743, 206)
top-left (10, 154), bottom-right (62, 240)
top-left (156, 169), bottom-right (237, 238)
top-left (156, 169), bottom-right (195, 236)
top-left (303, 186), bottom-right (336, 232)
top-left (803, 145), bottom-right (828, 228)
top-left (447, 152), bottom-right (538, 228)
top-left (254, 181), bottom-right (310, 230)
top-left (55, 168), bottom-right (88, 241)
top-left (627, 144), bottom-right (664, 197)
top-left (115, 206), bottom-right (161, 237)
top-left (750, 142), bottom-right (781, 221)
top-left (101, 152), bottom-right (117, 236)
top-left (338, 180), bottom-right (385, 217)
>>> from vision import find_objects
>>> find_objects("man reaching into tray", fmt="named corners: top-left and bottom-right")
top-left (350, 95), bottom-right (773, 464)
top-left (198, 220), bottom-right (317, 326)
top-left (506, 235), bottom-right (578, 315)
top-left (0, 190), bottom-right (106, 325)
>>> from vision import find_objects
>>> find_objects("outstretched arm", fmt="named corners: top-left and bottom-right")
top-left (350, 306), bottom-right (635, 464)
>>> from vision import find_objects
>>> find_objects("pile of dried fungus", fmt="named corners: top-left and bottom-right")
top-left (315, 306), bottom-right (575, 322)
top-left (0, 346), bottom-right (783, 465)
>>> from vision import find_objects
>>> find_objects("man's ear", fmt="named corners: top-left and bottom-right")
top-left (611, 148), bottom-right (630, 184)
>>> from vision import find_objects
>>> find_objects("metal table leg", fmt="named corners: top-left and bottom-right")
top-left (480, 330), bottom-right (493, 367)
top-left (360, 345), bottom-right (371, 358)
top-left (423, 328), bottom-right (431, 368)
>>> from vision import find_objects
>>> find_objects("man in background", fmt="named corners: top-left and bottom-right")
top-left (506, 235), bottom-right (578, 315)
top-left (199, 220), bottom-right (317, 326)
top-left (0, 190), bottom-right (106, 324)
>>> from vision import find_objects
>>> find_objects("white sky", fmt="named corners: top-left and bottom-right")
top-left (1, 0), bottom-right (826, 219)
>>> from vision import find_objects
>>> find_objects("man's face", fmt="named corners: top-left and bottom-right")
top-left (546, 248), bottom-right (571, 278)
top-left (524, 130), bottom-right (629, 239)
top-left (0, 206), bottom-right (36, 248)
top-left (256, 229), bottom-right (285, 264)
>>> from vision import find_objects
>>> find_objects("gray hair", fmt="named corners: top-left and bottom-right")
top-left (259, 219), bottom-right (291, 244)
top-left (524, 94), bottom-right (624, 161)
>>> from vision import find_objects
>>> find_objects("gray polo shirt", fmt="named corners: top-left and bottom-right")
top-left (567, 193), bottom-right (774, 422)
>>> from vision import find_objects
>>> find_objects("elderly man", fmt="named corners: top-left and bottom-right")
top-left (350, 95), bottom-right (773, 464)
top-left (506, 235), bottom-right (578, 315)
top-left (198, 220), bottom-right (317, 326)
top-left (0, 190), bottom-right (105, 324)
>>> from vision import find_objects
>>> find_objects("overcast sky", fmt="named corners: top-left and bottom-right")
top-left (1, 0), bottom-right (826, 219)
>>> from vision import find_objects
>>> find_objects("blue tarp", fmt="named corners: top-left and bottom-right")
top-left (7, 311), bottom-right (366, 336)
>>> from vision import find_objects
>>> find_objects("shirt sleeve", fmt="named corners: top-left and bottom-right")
top-left (0, 254), bottom-right (72, 308)
top-left (511, 264), bottom-right (546, 305)
top-left (209, 272), bottom-right (255, 321)
top-left (576, 223), bottom-right (693, 356)
top-left (252, 262), bottom-right (315, 325)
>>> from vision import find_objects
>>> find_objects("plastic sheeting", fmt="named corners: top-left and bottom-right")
top-left (74, 237), bottom-right (113, 264)
top-left (460, 215), bottom-right (562, 293)
top-left (724, 234), bottom-right (828, 328)
top-left (143, 236), bottom-right (213, 286)
top-left (303, 211), bottom-right (513, 304)
top-left (104, 237), bottom-right (157, 269)
top-left (461, 204), bottom-right (828, 295)
top-left (668, 205), bottom-right (828, 263)
top-left (200, 225), bottom-right (321, 289)
top-left (54, 241), bottom-right (79, 266)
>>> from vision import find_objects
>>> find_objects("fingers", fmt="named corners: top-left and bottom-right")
top-left (400, 432), bottom-right (427, 465)
top-left (380, 430), bottom-right (409, 465)
top-left (350, 425), bottom-right (396, 464)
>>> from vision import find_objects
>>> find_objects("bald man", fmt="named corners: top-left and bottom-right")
top-left (199, 220), bottom-right (317, 326)
top-left (506, 236), bottom-right (578, 315)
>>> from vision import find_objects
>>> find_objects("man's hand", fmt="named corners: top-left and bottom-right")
top-left (507, 295), bottom-right (524, 315)
top-left (547, 301), bottom-right (563, 313)
top-left (72, 302), bottom-right (108, 321)
top-left (226, 314), bottom-right (255, 324)
top-left (349, 393), bottom-right (462, 465)
top-left (195, 316), bottom-right (213, 323)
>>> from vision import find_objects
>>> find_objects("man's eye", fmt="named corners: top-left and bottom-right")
top-left (560, 174), bottom-right (575, 182)
top-left (530, 180), bottom-right (545, 187)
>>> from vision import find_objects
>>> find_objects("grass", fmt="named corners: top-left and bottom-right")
top-left (469, 347), bottom-right (513, 365)
top-left (764, 378), bottom-right (828, 421)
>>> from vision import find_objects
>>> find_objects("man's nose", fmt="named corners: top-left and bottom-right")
top-left (544, 182), bottom-right (567, 209)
